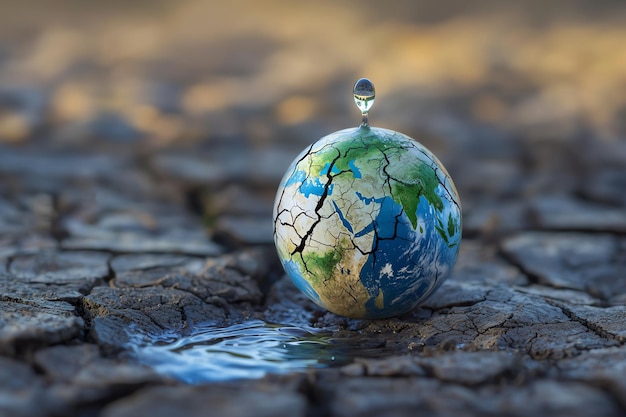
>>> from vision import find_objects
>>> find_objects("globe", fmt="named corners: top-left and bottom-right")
top-left (273, 124), bottom-right (462, 319)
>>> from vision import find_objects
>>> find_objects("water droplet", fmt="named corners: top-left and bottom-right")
top-left (353, 78), bottom-right (375, 126)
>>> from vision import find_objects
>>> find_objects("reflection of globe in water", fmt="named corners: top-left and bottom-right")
top-left (273, 79), bottom-right (462, 319)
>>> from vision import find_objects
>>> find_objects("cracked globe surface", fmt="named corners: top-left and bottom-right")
top-left (273, 125), bottom-right (462, 319)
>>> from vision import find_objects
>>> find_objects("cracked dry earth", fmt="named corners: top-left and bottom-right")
top-left (1, 132), bottom-right (625, 417)
top-left (1, 1), bottom-right (626, 415)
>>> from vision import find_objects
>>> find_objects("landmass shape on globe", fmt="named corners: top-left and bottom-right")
top-left (273, 126), bottom-right (462, 319)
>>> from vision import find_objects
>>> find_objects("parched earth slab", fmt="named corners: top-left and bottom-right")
top-left (447, 240), bottom-right (528, 286)
top-left (31, 344), bottom-right (166, 412)
top-left (3, 251), bottom-right (111, 303)
top-left (341, 351), bottom-right (526, 385)
top-left (318, 374), bottom-right (623, 417)
top-left (421, 281), bottom-right (490, 310)
top-left (501, 232), bottom-right (626, 301)
top-left (557, 347), bottom-right (626, 409)
top-left (214, 216), bottom-right (275, 245)
top-left (111, 250), bottom-right (268, 305)
top-left (82, 286), bottom-right (229, 353)
top-left (100, 381), bottom-right (308, 417)
top-left (34, 344), bottom-right (162, 386)
top-left (512, 285), bottom-right (600, 306)
top-left (62, 229), bottom-right (222, 256)
top-left (111, 254), bottom-right (206, 276)
top-left (110, 254), bottom-right (207, 288)
top-left (61, 209), bottom-right (222, 256)
top-left (530, 196), bottom-right (626, 233)
top-left (0, 298), bottom-right (84, 356)
top-left (553, 303), bottom-right (626, 342)
top-left (0, 233), bottom-right (57, 259)
top-left (0, 151), bottom-right (130, 180)
top-left (83, 249), bottom-right (272, 354)
top-left (0, 197), bottom-right (31, 235)
top-left (462, 198), bottom-right (529, 235)
top-left (150, 148), bottom-right (293, 189)
top-left (0, 356), bottom-right (56, 417)
top-left (10, 251), bottom-right (110, 282)
top-left (581, 168), bottom-right (626, 206)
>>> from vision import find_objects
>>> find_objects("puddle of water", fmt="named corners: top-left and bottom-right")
top-left (129, 320), bottom-right (354, 383)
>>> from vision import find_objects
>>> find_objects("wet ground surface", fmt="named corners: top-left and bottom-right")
top-left (1, 1), bottom-right (626, 416)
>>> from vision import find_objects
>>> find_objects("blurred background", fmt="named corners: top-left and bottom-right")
top-left (1, 0), bottom-right (625, 243)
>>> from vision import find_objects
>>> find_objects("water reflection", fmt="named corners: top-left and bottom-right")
top-left (130, 320), bottom-right (348, 383)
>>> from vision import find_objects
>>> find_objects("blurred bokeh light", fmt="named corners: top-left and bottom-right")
top-left (1, 0), bottom-right (625, 150)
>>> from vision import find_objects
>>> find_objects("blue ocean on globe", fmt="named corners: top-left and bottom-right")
top-left (273, 126), bottom-right (461, 319)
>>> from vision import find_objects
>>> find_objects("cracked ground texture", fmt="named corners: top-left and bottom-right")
top-left (1, 1), bottom-right (626, 416)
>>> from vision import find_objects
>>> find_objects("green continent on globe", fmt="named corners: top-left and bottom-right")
top-left (273, 125), bottom-right (461, 319)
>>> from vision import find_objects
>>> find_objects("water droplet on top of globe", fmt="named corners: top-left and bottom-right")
top-left (353, 78), bottom-right (375, 126)
top-left (273, 78), bottom-right (462, 319)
